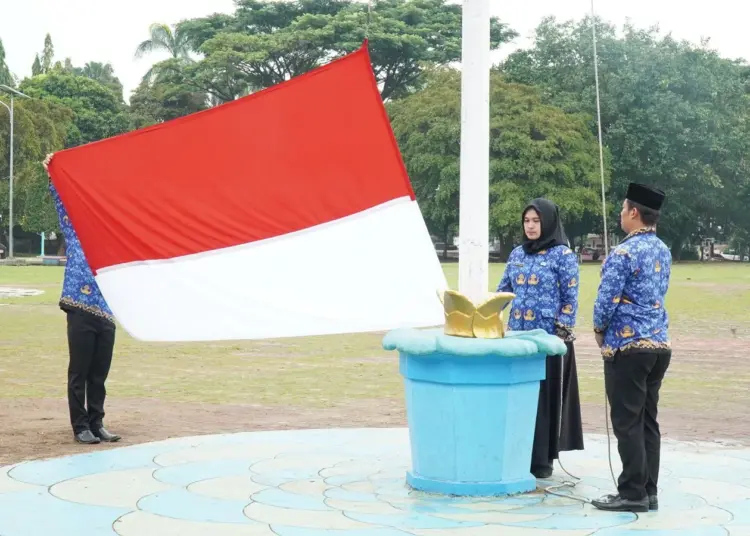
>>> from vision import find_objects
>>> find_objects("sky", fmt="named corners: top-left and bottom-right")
top-left (1, 0), bottom-right (746, 102)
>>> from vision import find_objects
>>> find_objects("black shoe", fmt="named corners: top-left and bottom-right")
top-left (532, 465), bottom-right (553, 479)
top-left (74, 430), bottom-right (101, 444)
top-left (591, 494), bottom-right (649, 513)
top-left (649, 495), bottom-right (658, 511)
top-left (92, 427), bottom-right (121, 442)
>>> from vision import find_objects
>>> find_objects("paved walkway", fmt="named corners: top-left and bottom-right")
top-left (1, 428), bottom-right (748, 535)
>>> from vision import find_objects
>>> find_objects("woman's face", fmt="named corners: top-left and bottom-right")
top-left (524, 208), bottom-right (542, 240)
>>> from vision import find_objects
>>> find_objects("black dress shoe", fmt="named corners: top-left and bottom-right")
top-left (649, 495), bottom-right (658, 511)
top-left (74, 430), bottom-right (101, 444)
top-left (591, 494), bottom-right (649, 513)
top-left (92, 427), bottom-right (121, 442)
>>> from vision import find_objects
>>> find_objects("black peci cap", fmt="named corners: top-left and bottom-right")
top-left (626, 183), bottom-right (665, 211)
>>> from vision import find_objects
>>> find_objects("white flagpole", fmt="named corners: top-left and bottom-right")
top-left (458, 0), bottom-right (491, 304)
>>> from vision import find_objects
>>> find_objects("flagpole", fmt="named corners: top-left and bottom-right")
top-left (458, 0), bottom-right (491, 305)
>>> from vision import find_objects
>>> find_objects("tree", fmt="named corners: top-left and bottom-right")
top-left (20, 72), bottom-right (131, 147)
top-left (75, 62), bottom-right (125, 102)
top-left (129, 59), bottom-right (208, 127)
top-left (135, 23), bottom-right (195, 83)
top-left (501, 17), bottom-right (750, 258)
top-left (41, 33), bottom-right (54, 73)
top-left (0, 38), bottom-right (13, 86)
top-left (135, 22), bottom-right (194, 59)
top-left (172, 0), bottom-right (517, 102)
top-left (388, 68), bottom-right (608, 259)
top-left (0, 99), bottom-right (74, 240)
top-left (31, 55), bottom-right (42, 76)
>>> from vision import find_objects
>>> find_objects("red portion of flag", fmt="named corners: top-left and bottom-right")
top-left (48, 45), bottom-right (414, 273)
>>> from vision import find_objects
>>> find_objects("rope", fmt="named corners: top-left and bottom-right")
top-left (591, 0), bottom-right (609, 257)
top-left (590, 0), bottom-right (619, 493)
top-left (365, 0), bottom-right (373, 40)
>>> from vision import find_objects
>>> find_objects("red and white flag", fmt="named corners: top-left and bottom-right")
top-left (47, 45), bottom-right (447, 342)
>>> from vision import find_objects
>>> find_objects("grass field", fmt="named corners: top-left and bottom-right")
top-left (1, 262), bottom-right (749, 462)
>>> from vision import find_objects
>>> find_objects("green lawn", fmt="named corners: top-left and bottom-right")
top-left (1, 263), bottom-right (748, 408)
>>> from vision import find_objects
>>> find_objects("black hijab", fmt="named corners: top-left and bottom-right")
top-left (521, 198), bottom-right (568, 255)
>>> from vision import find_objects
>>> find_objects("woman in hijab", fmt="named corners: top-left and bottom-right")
top-left (497, 198), bottom-right (584, 479)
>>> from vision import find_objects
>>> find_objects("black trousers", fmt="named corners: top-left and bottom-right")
top-left (604, 349), bottom-right (671, 500)
top-left (66, 309), bottom-right (116, 434)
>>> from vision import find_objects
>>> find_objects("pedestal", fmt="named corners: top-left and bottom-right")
top-left (383, 327), bottom-right (567, 497)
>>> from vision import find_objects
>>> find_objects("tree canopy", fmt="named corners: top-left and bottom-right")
top-left (1, 7), bottom-right (748, 259)
top-left (389, 68), bottom-right (607, 255)
top-left (501, 17), bottom-right (750, 257)
top-left (168, 0), bottom-right (516, 102)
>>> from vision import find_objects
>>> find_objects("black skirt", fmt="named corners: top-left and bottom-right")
top-left (531, 341), bottom-right (585, 471)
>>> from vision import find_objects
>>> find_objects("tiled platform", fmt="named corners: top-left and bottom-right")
top-left (1, 428), bottom-right (749, 535)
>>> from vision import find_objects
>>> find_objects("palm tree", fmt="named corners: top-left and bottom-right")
top-left (135, 23), bottom-right (193, 60)
top-left (134, 23), bottom-right (194, 84)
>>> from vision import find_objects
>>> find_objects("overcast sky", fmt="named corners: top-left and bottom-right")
top-left (1, 0), bottom-right (745, 101)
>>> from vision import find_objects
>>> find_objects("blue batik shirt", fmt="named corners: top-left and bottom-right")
top-left (497, 244), bottom-right (580, 340)
top-left (50, 182), bottom-right (115, 324)
top-left (593, 228), bottom-right (671, 358)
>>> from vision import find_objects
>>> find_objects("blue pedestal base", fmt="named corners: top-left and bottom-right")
top-left (406, 470), bottom-right (537, 497)
top-left (383, 327), bottom-right (568, 498)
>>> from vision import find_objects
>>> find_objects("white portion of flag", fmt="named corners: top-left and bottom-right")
top-left (95, 198), bottom-right (448, 341)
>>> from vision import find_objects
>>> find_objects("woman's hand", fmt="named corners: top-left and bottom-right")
top-left (42, 153), bottom-right (53, 173)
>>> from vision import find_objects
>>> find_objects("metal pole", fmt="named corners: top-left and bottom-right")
top-left (0, 85), bottom-right (31, 260)
top-left (8, 95), bottom-right (13, 258)
top-left (457, 0), bottom-right (491, 304)
top-left (0, 98), bottom-right (8, 258)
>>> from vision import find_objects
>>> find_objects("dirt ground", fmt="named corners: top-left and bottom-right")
top-left (1, 336), bottom-right (748, 465)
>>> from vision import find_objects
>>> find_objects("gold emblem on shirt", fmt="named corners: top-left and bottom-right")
top-left (528, 274), bottom-right (539, 285)
top-left (80, 285), bottom-right (91, 295)
top-left (514, 309), bottom-right (522, 320)
top-left (516, 273), bottom-right (526, 285)
top-left (524, 309), bottom-right (536, 321)
top-left (620, 325), bottom-right (635, 338)
top-left (562, 304), bottom-right (573, 314)
top-left (655, 261), bottom-right (661, 272)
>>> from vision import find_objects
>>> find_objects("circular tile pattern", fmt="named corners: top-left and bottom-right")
top-left (0, 429), bottom-right (747, 535)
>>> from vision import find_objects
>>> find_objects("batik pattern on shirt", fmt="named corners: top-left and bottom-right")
top-left (50, 182), bottom-right (115, 324)
top-left (497, 244), bottom-right (579, 339)
top-left (593, 228), bottom-right (671, 358)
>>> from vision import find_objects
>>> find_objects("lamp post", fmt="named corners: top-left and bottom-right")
top-left (0, 84), bottom-right (31, 259)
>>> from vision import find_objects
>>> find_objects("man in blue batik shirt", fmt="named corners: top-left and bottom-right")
top-left (44, 154), bottom-right (121, 445)
top-left (591, 183), bottom-right (671, 513)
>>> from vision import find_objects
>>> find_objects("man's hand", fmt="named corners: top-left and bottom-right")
top-left (595, 332), bottom-right (604, 348)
